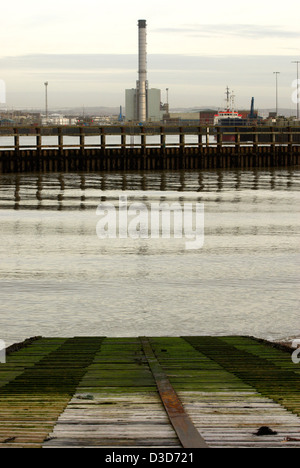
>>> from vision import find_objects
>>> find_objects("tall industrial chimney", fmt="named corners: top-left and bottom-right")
top-left (138, 19), bottom-right (147, 122)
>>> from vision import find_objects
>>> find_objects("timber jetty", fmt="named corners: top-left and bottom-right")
top-left (1, 336), bottom-right (300, 448)
top-left (0, 125), bottom-right (299, 174)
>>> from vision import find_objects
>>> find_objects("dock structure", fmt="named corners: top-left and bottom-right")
top-left (1, 336), bottom-right (300, 448)
top-left (0, 126), bottom-right (299, 173)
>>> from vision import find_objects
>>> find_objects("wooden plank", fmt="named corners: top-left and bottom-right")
top-left (177, 391), bottom-right (300, 448)
top-left (43, 392), bottom-right (180, 448)
top-left (43, 337), bottom-right (180, 448)
top-left (184, 336), bottom-right (300, 417)
top-left (0, 337), bottom-right (104, 448)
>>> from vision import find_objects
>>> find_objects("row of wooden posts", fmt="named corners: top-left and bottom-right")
top-left (1, 125), bottom-right (300, 150)
top-left (0, 126), bottom-right (299, 173)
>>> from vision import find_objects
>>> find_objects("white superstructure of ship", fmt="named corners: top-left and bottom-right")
top-left (214, 87), bottom-right (243, 126)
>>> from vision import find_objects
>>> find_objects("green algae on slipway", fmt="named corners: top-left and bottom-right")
top-left (0, 336), bottom-right (300, 448)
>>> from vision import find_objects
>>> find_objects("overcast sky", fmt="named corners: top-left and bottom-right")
top-left (0, 0), bottom-right (299, 111)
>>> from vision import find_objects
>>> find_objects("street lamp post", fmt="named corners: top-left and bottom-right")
top-left (292, 61), bottom-right (300, 120)
top-left (273, 72), bottom-right (280, 117)
top-left (44, 82), bottom-right (48, 125)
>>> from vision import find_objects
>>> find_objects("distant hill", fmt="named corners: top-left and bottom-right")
top-left (170, 107), bottom-right (218, 112)
top-left (15, 106), bottom-right (121, 116)
top-left (170, 107), bottom-right (297, 118)
top-left (14, 106), bottom-right (297, 118)
top-left (57, 107), bottom-right (120, 116)
top-left (256, 108), bottom-right (297, 118)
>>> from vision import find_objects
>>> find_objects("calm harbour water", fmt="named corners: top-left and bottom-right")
top-left (0, 169), bottom-right (299, 346)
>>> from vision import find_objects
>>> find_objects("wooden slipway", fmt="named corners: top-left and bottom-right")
top-left (0, 336), bottom-right (300, 448)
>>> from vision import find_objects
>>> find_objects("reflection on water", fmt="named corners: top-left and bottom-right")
top-left (0, 169), bottom-right (299, 211)
top-left (0, 169), bottom-right (299, 346)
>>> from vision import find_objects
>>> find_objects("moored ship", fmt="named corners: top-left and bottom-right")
top-left (214, 87), bottom-right (249, 141)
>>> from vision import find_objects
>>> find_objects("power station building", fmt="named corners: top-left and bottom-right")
top-left (125, 87), bottom-right (164, 122)
top-left (125, 20), bottom-right (167, 122)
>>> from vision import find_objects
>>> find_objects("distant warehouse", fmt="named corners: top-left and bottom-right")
top-left (166, 111), bottom-right (216, 125)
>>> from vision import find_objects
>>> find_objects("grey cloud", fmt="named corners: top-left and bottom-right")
top-left (1, 53), bottom-right (297, 100)
top-left (154, 24), bottom-right (300, 39)
top-left (3, 52), bottom-right (297, 108)
top-left (0, 54), bottom-right (138, 70)
top-left (1, 53), bottom-right (296, 73)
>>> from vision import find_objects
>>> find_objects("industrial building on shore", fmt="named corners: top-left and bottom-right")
top-left (125, 20), bottom-right (265, 125)
top-left (125, 87), bottom-right (168, 122)
top-left (125, 20), bottom-right (169, 122)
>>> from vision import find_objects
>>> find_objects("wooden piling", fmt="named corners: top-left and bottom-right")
top-left (0, 125), bottom-right (299, 174)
